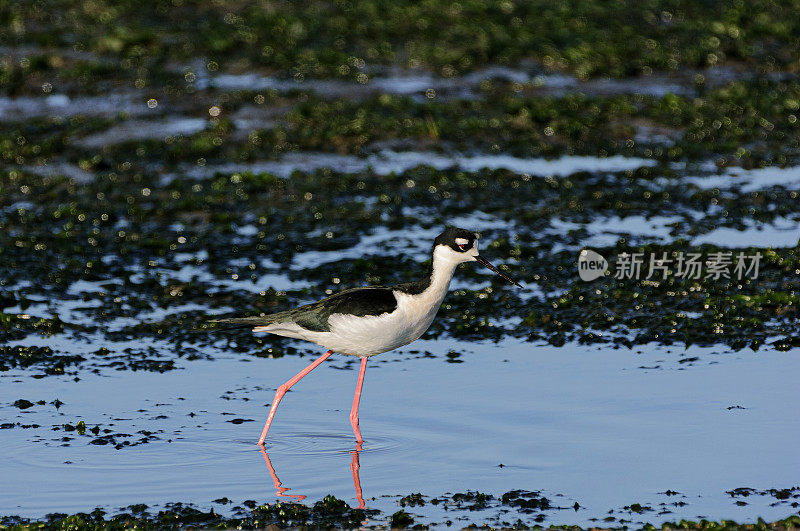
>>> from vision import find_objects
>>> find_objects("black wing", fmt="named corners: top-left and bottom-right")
top-left (292, 287), bottom-right (398, 332)
top-left (211, 287), bottom-right (398, 333)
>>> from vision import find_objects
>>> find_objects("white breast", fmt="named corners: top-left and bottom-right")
top-left (320, 306), bottom-right (415, 356)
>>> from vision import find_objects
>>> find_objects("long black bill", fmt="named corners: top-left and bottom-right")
top-left (474, 256), bottom-right (523, 288)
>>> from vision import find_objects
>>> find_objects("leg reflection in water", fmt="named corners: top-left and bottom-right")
top-left (259, 446), bottom-right (307, 500)
top-left (350, 442), bottom-right (365, 508)
top-left (259, 443), bottom-right (366, 508)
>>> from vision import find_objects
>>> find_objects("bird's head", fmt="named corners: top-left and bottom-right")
top-left (432, 226), bottom-right (522, 287)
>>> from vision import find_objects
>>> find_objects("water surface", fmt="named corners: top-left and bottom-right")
top-left (2, 337), bottom-right (798, 526)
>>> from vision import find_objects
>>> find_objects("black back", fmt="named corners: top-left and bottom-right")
top-left (210, 286), bottom-right (397, 332)
top-left (292, 287), bottom-right (398, 332)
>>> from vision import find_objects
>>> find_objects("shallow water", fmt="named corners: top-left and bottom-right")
top-left (2, 338), bottom-right (798, 526)
top-left (557, 214), bottom-right (800, 249)
top-left (686, 165), bottom-right (800, 192)
top-left (694, 218), bottom-right (800, 248)
top-left (3, 48), bottom-right (800, 526)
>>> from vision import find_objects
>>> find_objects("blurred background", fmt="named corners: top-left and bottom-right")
top-left (1, 1), bottom-right (799, 528)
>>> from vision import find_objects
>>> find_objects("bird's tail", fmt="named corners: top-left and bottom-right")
top-left (208, 310), bottom-right (294, 331)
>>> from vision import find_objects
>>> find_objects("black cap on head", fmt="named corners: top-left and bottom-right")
top-left (434, 226), bottom-right (523, 288)
top-left (434, 226), bottom-right (478, 252)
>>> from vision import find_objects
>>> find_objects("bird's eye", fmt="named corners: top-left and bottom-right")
top-left (458, 243), bottom-right (469, 251)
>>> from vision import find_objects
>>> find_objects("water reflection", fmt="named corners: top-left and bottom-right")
top-left (259, 443), bottom-right (365, 508)
top-left (350, 443), bottom-right (365, 509)
top-left (259, 447), bottom-right (306, 501)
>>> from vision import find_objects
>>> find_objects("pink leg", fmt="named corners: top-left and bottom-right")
top-left (258, 350), bottom-right (333, 445)
top-left (349, 357), bottom-right (368, 443)
top-left (350, 442), bottom-right (365, 508)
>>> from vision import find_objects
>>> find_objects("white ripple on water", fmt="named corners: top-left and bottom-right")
top-left (693, 218), bottom-right (799, 248)
top-left (0, 93), bottom-right (157, 121)
top-left (170, 150), bottom-right (657, 181)
top-left (685, 164), bottom-right (800, 192)
top-left (554, 214), bottom-right (800, 249)
top-left (74, 117), bottom-right (208, 149)
top-left (204, 64), bottom-right (755, 99)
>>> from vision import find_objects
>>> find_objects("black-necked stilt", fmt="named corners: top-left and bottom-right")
top-left (214, 226), bottom-right (521, 445)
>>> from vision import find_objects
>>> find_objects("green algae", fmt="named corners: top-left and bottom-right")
top-left (1, 501), bottom-right (796, 530)
top-left (653, 515), bottom-right (800, 530)
top-left (516, 240), bottom-right (800, 350)
top-left (399, 493), bottom-right (426, 508)
top-left (2, 157), bottom-right (799, 376)
top-left (30, 78), bottom-right (793, 167)
top-left (391, 509), bottom-right (415, 528)
top-left (11, 399), bottom-right (36, 409)
top-left (0, 345), bottom-right (84, 374)
top-left (2, 64), bottom-right (799, 172)
top-left (501, 490), bottom-right (552, 512)
top-left (0, 117), bottom-right (118, 166)
top-left (1, 3), bottom-right (799, 528)
top-left (0, 496), bottom-right (378, 530)
top-left (4, 0), bottom-right (800, 84)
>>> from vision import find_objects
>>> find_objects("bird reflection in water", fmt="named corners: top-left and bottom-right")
top-left (259, 443), bottom-right (366, 509)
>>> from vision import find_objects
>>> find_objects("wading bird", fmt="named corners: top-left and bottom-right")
top-left (214, 227), bottom-right (521, 446)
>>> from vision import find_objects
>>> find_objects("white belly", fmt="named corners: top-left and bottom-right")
top-left (255, 288), bottom-right (445, 357)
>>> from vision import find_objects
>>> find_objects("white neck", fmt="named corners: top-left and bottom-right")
top-left (424, 245), bottom-right (461, 299)
top-left (389, 245), bottom-right (465, 344)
